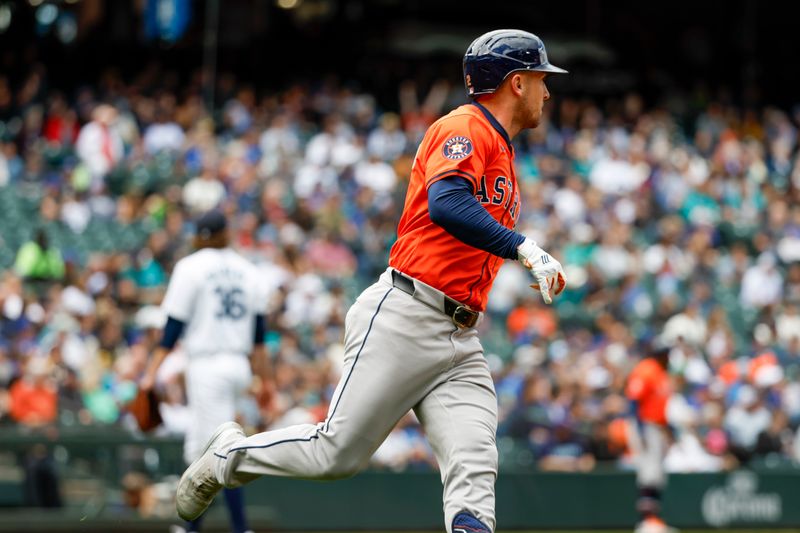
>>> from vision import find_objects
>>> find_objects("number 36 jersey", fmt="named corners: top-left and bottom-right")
top-left (161, 248), bottom-right (267, 357)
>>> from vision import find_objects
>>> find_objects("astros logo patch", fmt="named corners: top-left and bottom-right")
top-left (442, 136), bottom-right (473, 160)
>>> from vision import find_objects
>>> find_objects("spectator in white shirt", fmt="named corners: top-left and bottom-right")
top-left (366, 112), bottom-right (406, 162)
top-left (740, 252), bottom-right (783, 309)
top-left (353, 150), bottom-right (397, 195)
top-left (724, 385), bottom-right (772, 459)
top-left (75, 104), bottom-right (124, 190)
top-left (143, 108), bottom-right (185, 155)
top-left (182, 167), bottom-right (226, 214)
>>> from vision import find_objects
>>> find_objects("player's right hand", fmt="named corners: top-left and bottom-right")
top-left (517, 237), bottom-right (567, 304)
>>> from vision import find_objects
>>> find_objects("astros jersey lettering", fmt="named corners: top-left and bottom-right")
top-left (162, 248), bottom-right (266, 357)
top-left (389, 103), bottom-right (520, 311)
top-left (626, 358), bottom-right (670, 426)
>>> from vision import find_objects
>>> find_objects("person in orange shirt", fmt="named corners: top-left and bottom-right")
top-left (176, 29), bottom-right (568, 533)
top-left (9, 358), bottom-right (63, 509)
top-left (9, 358), bottom-right (58, 426)
top-left (626, 339), bottom-right (675, 533)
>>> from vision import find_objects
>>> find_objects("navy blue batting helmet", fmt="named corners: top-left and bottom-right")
top-left (463, 29), bottom-right (567, 97)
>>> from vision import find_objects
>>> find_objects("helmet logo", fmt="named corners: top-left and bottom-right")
top-left (442, 136), bottom-right (474, 160)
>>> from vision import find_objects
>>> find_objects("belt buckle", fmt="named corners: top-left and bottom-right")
top-left (452, 305), bottom-right (477, 329)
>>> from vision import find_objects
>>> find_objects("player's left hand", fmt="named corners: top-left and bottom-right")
top-left (517, 238), bottom-right (567, 304)
top-left (139, 372), bottom-right (156, 392)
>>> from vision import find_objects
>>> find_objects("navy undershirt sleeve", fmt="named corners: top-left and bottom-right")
top-left (253, 314), bottom-right (266, 345)
top-left (159, 316), bottom-right (185, 350)
top-left (428, 176), bottom-right (525, 259)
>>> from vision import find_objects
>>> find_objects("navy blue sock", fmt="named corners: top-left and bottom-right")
top-left (223, 487), bottom-right (249, 533)
top-left (185, 514), bottom-right (204, 533)
top-left (453, 511), bottom-right (491, 532)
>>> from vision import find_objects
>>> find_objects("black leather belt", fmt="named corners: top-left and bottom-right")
top-left (391, 269), bottom-right (479, 329)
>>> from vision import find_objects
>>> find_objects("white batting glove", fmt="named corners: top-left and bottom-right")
top-left (517, 238), bottom-right (567, 305)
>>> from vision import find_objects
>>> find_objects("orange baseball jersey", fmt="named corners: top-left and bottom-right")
top-left (626, 358), bottom-right (671, 426)
top-left (389, 103), bottom-right (520, 311)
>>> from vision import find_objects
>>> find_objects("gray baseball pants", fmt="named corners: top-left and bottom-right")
top-left (628, 420), bottom-right (668, 488)
top-left (214, 268), bottom-right (498, 532)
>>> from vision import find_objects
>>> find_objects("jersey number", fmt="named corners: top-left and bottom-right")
top-left (214, 287), bottom-right (246, 320)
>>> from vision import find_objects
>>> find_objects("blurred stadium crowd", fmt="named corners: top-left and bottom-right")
top-left (1, 62), bottom-right (800, 479)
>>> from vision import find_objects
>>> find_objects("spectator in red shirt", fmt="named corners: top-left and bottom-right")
top-left (9, 358), bottom-right (58, 426)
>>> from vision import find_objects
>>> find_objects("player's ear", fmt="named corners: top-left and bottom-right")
top-left (508, 73), bottom-right (524, 96)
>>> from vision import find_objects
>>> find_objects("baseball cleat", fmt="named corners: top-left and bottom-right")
top-left (176, 421), bottom-right (245, 521)
top-left (452, 511), bottom-right (491, 533)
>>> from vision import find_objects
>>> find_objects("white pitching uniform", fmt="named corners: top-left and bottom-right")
top-left (162, 247), bottom-right (266, 464)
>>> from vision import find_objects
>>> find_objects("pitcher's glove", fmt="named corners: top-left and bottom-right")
top-left (128, 388), bottom-right (163, 432)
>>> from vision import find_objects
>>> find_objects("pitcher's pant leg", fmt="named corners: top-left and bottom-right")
top-left (185, 355), bottom-right (252, 464)
top-left (415, 336), bottom-right (498, 533)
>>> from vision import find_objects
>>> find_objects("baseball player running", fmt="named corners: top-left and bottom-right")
top-left (626, 339), bottom-right (676, 533)
top-left (176, 29), bottom-right (567, 533)
top-left (141, 209), bottom-right (269, 533)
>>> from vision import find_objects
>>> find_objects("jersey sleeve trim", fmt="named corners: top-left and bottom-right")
top-left (253, 314), bottom-right (266, 346)
top-left (159, 316), bottom-right (185, 350)
top-left (425, 169), bottom-right (478, 192)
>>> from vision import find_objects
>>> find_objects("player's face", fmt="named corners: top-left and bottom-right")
top-left (519, 71), bottom-right (550, 128)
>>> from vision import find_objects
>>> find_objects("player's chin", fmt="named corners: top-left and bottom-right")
top-left (528, 108), bottom-right (544, 128)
